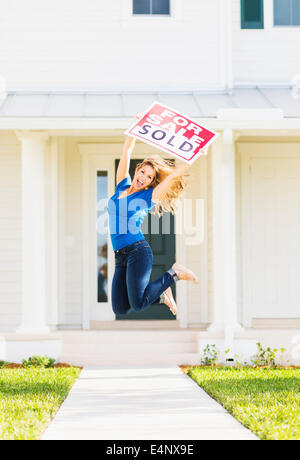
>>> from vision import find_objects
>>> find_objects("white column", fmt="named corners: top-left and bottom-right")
top-left (221, 129), bottom-right (244, 354)
top-left (47, 136), bottom-right (59, 328)
top-left (208, 130), bottom-right (243, 348)
top-left (16, 131), bottom-right (50, 334)
top-left (208, 135), bottom-right (225, 333)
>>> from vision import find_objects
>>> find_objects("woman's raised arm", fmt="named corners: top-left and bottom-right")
top-left (116, 136), bottom-right (136, 185)
top-left (152, 147), bottom-right (207, 204)
top-left (152, 161), bottom-right (190, 204)
top-left (117, 114), bottom-right (143, 185)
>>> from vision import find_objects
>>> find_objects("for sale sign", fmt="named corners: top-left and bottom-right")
top-left (125, 102), bottom-right (219, 164)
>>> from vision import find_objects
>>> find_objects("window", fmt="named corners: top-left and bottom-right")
top-left (133, 0), bottom-right (170, 15)
top-left (96, 171), bottom-right (108, 303)
top-left (241, 0), bottom-right (264, 29)
top-left (274, 0), bottom-right (300, 26)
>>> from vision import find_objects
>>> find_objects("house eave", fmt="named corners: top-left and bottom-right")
top-left (0, 116), bottom-right (300, 133)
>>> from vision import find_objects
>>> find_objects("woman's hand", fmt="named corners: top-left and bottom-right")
top-left (170, 161), bottom-right (190, 178)
top-left (124, 114), bottom-right (142, 143)
top-left (170, 146), bottom-right (208, 177)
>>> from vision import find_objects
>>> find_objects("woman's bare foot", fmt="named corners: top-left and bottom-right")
top-left (172, 263), bottom-right (199, 284)
top-left (162, 287), bottom-right (177, 316)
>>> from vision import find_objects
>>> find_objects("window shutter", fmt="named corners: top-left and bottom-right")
top-left (241, 0), bottom-right (264, 29)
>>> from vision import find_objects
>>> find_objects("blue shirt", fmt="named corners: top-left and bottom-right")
top-left (108, 176), bottom-right (155, 251)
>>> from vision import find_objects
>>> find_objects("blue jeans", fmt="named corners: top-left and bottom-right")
top-left (111, 239), bottom-right (175, 315)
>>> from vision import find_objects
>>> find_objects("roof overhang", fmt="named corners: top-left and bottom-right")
top-left (0, 89), bottom-right (299, 132)
top-left (0, 115), bottom-right (300, 133)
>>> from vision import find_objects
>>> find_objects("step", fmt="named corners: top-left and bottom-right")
top-left (59, 329), bottom-right (201, 367)
top-left (60, 330), bottom-right (198, 345)
top-left (60, 352), bottom-right (201, 367)
top-left (90, 320), bottom-right (181, 330)
top-left (62, 341), bottom-right (197, 354)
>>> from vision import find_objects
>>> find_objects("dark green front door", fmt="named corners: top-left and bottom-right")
top-left (115, 159), bottom-right (176, 320)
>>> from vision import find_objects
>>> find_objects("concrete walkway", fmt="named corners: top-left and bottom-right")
top-left (41, 367), bottom-right (258, 440)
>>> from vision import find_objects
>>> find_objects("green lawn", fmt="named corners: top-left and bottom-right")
top-left (0, 367), bottom-right (81, 440)
top-left (187, 366), bottom-right (300, 440)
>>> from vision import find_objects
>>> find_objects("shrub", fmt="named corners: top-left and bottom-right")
top-left (200, 344), bottom-right (219, 366)
top-left (22, 356), bottom-right (56, 369)
top-left (250, 342), bottom-right (286, 368)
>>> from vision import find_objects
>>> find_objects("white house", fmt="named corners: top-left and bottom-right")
top-left (0, 0), bottom-right (300, 366)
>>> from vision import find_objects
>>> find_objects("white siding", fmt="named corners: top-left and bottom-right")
top-left (232, 0), bottom-right (300, 84)
top-left (0, 133), bottom-right (22, 330)
top-left (0, 0), bottom-right (222, 91)
top-left (1, 0), bottom-right (299, 90)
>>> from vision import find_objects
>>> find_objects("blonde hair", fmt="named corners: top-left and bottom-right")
top-left (134, 155), bottom-right (188, 217)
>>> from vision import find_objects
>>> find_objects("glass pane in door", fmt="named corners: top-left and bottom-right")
top-left (97, 171), bottom-right (108, 303)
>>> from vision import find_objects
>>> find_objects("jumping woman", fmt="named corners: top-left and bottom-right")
top-left (108, 125), bottom-right (202, 317)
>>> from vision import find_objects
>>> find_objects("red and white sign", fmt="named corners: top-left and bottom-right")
top-left (125, 102), bottom-right (219, 164)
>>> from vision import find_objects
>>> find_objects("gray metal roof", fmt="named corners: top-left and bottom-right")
top-left (0, 87), bottom-right (299, 118)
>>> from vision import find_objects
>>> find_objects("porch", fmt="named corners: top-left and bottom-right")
top-left (1, 325), bottom-right (299, 367)
top-left (1, 89), bottom-right (300, 365)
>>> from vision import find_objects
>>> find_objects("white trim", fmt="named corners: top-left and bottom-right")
top-left (79, 146), bottom-right (116, 327)
top-left (219, 1), bottom-right (227, 90)
top-left (1, 117), bottom-right (300, 131)
top-left (218, 108), bottom-right (283, 120)
top-left (264, 0), bottom-right (274, 30)
top-left (49, 136), bottom-right (59, 327)
top-left (227, 0), bottom-right (233, 90)
top-left (78, 142), bottom-right (187, 328)
top-left (175, 231), bottom-right (187, 329)
top-left (223, 0), bottom-right (233, 91)
top-left (207, 135), bottom-right (224, 332)
top-left (80, 151), bottom-right (91, 328)
top-left (199, 155), bottom-right (209, 324)
top-left (90, 155), bottom-right (115, 322)
top-left (233, 82), bottom-right (293, 88)
top-left (239, 143), bottom-right (251, 327)
top-left (57, 138), bottom-right (66, 325)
